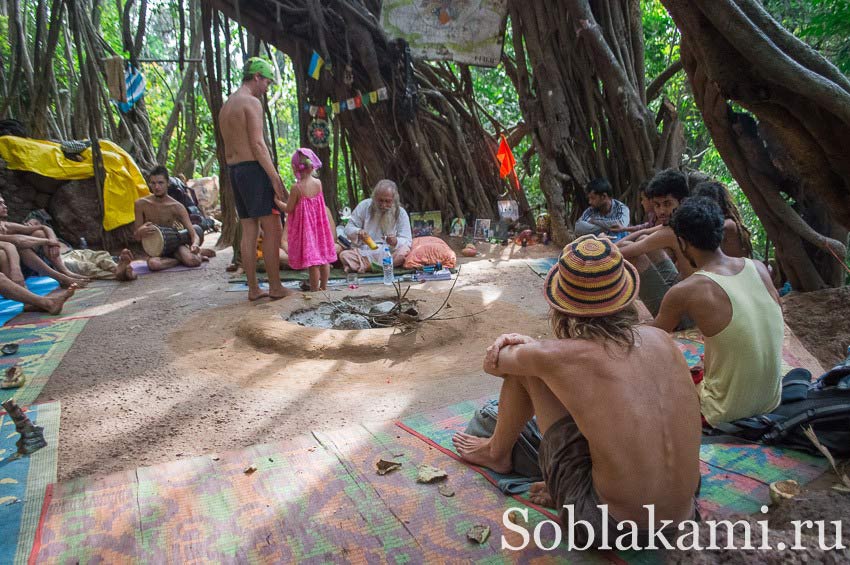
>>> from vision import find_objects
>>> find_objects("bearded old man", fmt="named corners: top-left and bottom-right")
top-left (340, 180), bottom-right (413, 273)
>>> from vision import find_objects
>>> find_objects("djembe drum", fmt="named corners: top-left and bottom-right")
top-left (142, 226), bottom-right (191, 257)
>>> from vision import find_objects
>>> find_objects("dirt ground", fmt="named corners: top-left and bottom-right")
top-left (38, 237), bottom-right (850, 562)
top-left (783, 286), bottom-right (850, 369)
top-left (42, 236), bottom-right (556, 481)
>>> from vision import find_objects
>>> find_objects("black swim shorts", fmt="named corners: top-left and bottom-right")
top-left (228, 161), bottom-right (275, 219)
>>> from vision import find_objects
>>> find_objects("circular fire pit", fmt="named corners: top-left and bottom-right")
top-left (236, 289), bottom-right (481, 362)
top-left (286, 296), bottom-right (420, 330)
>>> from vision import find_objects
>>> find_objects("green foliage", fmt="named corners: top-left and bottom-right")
top-left (764, 0), bottom-right (850, 74)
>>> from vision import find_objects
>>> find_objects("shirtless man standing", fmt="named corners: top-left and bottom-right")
top-left (219, 57), bottom-right (291, 301)
top-left (452, 235), bottom-right (701, 547)
top-left (134, 165), bottom-right (202, 271)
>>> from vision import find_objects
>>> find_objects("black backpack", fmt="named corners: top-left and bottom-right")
top-left (709, 350), bottom-right (850, 457)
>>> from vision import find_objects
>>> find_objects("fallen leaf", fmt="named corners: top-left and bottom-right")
top-left (244, 465), bottom-right (257, 474)
top-left (438, 483), bottom-right (455, 497)
top-left (375, 459), bottom-right (402, 476)
top-left (417, 464), bottom-right (447, 483)
top-left (466, 525), bottom-right (490, 544)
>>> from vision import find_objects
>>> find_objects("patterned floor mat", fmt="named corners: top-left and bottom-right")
top-left (0, 320), bottom-right (88, 406)
top-left (398, 398), bottom-right (828, 521)
top-left (4, 284), bottom-right (117, 327)
top-left (0, 401), bottom-right (60, 565)
top-left (30, 425), bottom-right (653, 563)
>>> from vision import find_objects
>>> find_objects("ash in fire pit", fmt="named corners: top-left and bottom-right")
top-left (286, 296), bottom-right (419, 330)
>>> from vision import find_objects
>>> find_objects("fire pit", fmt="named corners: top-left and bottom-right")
top-left (287, 296), bottom-right (420, 330)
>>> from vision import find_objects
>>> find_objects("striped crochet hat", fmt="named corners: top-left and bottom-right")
top-left (543, 234), bottom-right (639, 317)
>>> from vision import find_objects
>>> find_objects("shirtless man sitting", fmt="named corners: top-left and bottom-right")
top-left (617, 169), bottom-right (692, 321)
top-left (0, 244), bottom-right (77, 313)
top-left (0, 194), bottom-right (89, 288)
top-left (453, 235), bottom-right (701, 547)
top-left (134, 165), bottom-right (203, 271)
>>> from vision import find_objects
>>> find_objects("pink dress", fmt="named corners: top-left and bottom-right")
top-left (286, 190), bottom-right (338, 270)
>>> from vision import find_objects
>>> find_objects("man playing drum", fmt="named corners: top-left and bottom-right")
top-left (134, 165), bottom-right (204, 271)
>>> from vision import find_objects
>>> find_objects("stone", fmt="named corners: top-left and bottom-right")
top-left (48, 179), bottom-right (104, 248)
top-left (331, 313), bottom-right (371, 330)
top-left (187, 176), bottom-right (219, 211)
top-left (369, 301), bottom-right (397, 316)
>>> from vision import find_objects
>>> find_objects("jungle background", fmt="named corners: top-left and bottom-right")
top-left (0, 0), bottom-right (848, 291)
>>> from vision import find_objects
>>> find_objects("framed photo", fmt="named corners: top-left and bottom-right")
top-left (409, 210), bottom-right (443, 237)
top-left (449, 217), bottom-right (466, 237)
top-left (473, 218), bottom-right (491, 241)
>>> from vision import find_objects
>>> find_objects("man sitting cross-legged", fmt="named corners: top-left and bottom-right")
top-left (653, 198), bottom-right (783, 426)
top-left (134, 165), bottom-right (204, 271)
top-left (453, 235), bottom-right (701, 547)
top-left (617, 169), bottom-right (692, 319)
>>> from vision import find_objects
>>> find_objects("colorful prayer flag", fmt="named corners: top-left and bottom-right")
top-left (369, 91), bottom-right (378, 104)
top-left (346, 98), bottom-right (355, 110)
top-left (377, 87), bottom-right (388, 101)
top-left (308, 51), bottom-right (324, 80)
top-left (354, 95), bottom-right (362, 108)
top-left (340, 101), bottom-right (348, 111)
top-left (332, 102), bottom-right (340, 113)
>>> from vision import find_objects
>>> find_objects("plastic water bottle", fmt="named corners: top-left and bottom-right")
top-left (382, 246), bottom-right (394, 285)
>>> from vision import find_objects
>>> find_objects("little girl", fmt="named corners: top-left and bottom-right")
top-left (284, 148), bottom-right (337, 291)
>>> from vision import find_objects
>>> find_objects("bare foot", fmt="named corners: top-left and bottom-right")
top-left (43, 283), bottom-right (78, 314)
top-left (58, 274), bottom-right (88, 288)
top-left (528, 481), bottom-right (555, 507)
top-left (199, 248), bottom-right (216, 258)
top-left (248, 288), bottom-right (269, 301)
top-left (269, 287), bottom-right (295, 300)
top-left (115, 249), bottom-right (135, 281)
top-left (451, 432), bottom-right (513, 474)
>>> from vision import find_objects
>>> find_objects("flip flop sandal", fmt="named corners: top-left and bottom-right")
top-left (1, 366), bottom-right (25, 389)
top-left (225, 263), bottom-right (239, 273)
top-left (1, 343), bottom-right (19, 356)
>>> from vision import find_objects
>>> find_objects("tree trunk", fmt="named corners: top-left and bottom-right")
top-left (505, 0), bottom-right (684, 245)
top-left (206, 0), bottom-right (509, 230)
top-left (660, 0), bottom-right (849, 290)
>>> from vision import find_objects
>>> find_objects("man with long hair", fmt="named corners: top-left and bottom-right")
top-left (453, 235), bottom-right (701, 548)
top-left (692, 180), bottom-right (753, 258)
top-left (340, 180), bottom-right (412, 273)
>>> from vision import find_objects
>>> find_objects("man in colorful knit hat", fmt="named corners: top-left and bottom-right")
top-left (453, 234), bottom-right (702, 548)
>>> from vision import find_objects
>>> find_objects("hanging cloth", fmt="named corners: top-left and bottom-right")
top-left (117, 64), bottom-right (146, 113)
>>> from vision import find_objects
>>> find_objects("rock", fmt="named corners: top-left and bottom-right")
top-left (331, 313), bottom-right (371, 330)
top-left (369, 301), bottom-right (397, 316)
top-left (187, 176), bottom-right (219, 211)
top-left (416, 464), bottom-right (447, 483)
top-left (48, 179), bottom-right (105, 248)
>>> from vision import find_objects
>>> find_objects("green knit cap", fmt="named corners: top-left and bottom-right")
top-left (244, 57), bottom-right (275, 81)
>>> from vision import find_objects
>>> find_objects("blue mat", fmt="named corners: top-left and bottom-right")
top-left (0, 278), bottom-right (60, 327)
top-left (527, 257), bottom-right (557, 276)
top-left (0, 401), bottom-right (60, 564)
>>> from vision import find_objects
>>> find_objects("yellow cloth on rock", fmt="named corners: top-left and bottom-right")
top-left (0, 136), bottom-right (149, 230)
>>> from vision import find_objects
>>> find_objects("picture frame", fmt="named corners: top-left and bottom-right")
top-left (449, 217), bottom-right (466, 237)
top-left (473, 218), bottom-right (491, 241)
top-left (409, 210), bottom-right (443, 237)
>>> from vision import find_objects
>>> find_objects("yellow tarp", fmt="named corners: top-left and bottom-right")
top-left (0, 136), bottom-right (150, 231)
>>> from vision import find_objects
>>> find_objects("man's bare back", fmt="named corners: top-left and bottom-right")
top-left (500, 326), bottom-right (701, 525)
top-left (220, 92), bottom-right (261, 165)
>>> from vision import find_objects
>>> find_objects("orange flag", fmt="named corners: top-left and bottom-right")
top-left (496, 134), bottom-right (521, 191)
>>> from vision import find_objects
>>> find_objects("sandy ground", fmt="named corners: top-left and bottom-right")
top-left (41, 236), bottom-right (558, 481)
top-left (783, 286), bottom-right (850, 369)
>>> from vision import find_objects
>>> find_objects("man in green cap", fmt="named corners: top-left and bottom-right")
top-left (219, 57), bottom-right (292, 301)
